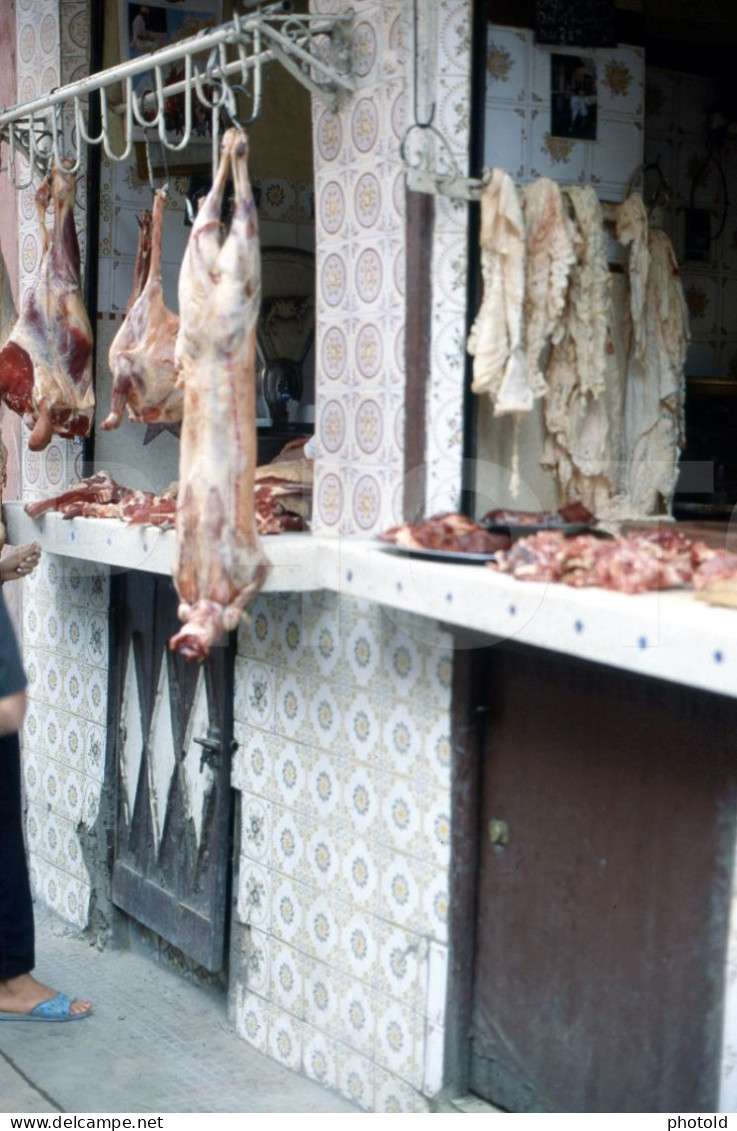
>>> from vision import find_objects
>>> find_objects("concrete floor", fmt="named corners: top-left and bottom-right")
top-left (0, 906), bottom-right (359, 1114)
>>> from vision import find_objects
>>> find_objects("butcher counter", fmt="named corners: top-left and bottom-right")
top-left (6, 500), bottom-right (737, 702)
top-left (9, 496), bottom-right (737, 1112)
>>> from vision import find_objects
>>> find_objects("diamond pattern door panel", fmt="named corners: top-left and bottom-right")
top-left (109, 571), bottom-right (235, 972)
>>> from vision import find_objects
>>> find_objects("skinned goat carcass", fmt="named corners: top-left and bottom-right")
top-left (169, 127), bottom-right (270, 661)
top-left (0, 162), bottom-right (94, 450)
top-left (102, 187), bottom-right (182, 430)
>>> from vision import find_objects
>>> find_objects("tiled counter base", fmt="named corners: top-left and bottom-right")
top-left (230, 591), bottom-right (452, 1112)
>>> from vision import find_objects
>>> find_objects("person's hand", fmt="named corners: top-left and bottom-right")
top-left (0, 542), bottom-right (41, 583)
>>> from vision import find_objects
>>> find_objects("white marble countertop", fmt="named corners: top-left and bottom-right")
top-left (6, 500), bottom-right (737, 700)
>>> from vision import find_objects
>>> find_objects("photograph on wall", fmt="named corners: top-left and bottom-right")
top-left (119, 0), bottom-right (223, 162)
top-left (550, 53), bottom-right (598, 140)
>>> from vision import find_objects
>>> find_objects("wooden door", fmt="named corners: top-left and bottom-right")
top-left (109, 571), bottom-right (235, 972)
top-left (469, 646), bottom-right (737, 1113)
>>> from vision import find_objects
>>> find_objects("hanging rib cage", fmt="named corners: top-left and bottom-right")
top-left (0, 4), bottom-right (354, 187)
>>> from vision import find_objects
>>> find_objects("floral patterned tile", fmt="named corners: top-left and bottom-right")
top-left (240, 794), bottom-right (272, 866)
top-left (237, 986), bottom-right (271, 1055)
top-left (302, 1022), bottom-right (339, 1093)
top-left (231, 725), bottom-right (276, 801)
top-left (270, 805), bottom-right (309, 882)
top-left (237, 861), bottom-right (271, 931)
top-left (378, 851), bottom-right (423, 933)
top-left (271, 939), bottom-right (306, 1020)
top-left (376, 921), bottom-right (429, 1015)
top-left (335, 1044), bottom-right (376, 1111)
top-left (242, 925), bottom-right (272, 1000)
top-left (373, 989), bottom-right (423, 1090)
top-left (336, 833), bottom-right (381, 916)
top-left (336, 974), bottom-right (376, 1058)
top-left (302, 955), bottom-right (346, 1037)
top-left (373, 1065), bottom-right (431, 1112)
top-left (270, 873), bottom-right (308, 946)
top-left (303, 890), bottom-right (342, 966)
top-left (234, 656), bottom-right (276, 732)
top-left (596, 47), bottom-right (645, 117)
top-left (528, 114), bottom-right (588, 186)
top-left (341, 761), bottom-right (384, 840)
top-left (484, 26), bottom-right (530, 104)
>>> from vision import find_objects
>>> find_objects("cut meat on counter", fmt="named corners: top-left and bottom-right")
top-left (102, 187), bottom-right (182, 431)
top-left (21, 436), bottom-right (313, 536)
top-left (491, 528), bottom-right (737, 594)
top-left (0, 162), bottom-right (94, 450)
top-left (254, 435), bottom-right (313, 534)
top-left (380, 513), bottom-right (511, 555)
top-left (24, 471), bottom-right (124, 518)
top-left (170, 127), bottom-right (270, 661)
top-left (23, 471), bottom-right (177, 527)
top-left (482, 502), bottom-right (595, 527)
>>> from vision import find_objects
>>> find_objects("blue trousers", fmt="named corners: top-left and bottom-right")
top-left (0, 733), bottom-right (34, 979)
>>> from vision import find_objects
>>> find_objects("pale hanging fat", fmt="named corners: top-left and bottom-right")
top-left (622, 225), bottom-right (690, 516)
top-left (522, 177), bottom-right (577, 397)
top-left (541, 185), bottom-right (621, 513)
top-left (467, 168), bottom-right (527, 409)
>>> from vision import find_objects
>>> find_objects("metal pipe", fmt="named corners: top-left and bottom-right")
top-left (0, 12), bottom-right (353, 131)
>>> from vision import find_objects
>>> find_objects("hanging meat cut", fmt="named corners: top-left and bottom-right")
top-left (102, 187), bottom-right (182, 431)
top-left (170, 127), bottom-right (270, 661)
top-left (0, 162), bottom-right (94, 450)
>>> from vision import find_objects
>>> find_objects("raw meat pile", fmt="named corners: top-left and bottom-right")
top-left (380, 513), bottom-right (511, 555)
top-left (254, 436), bottom-right (312, 534)
top-left (491, 528), bottom-right (737, 594)
top-left (0, 161), bottom-right (94, 449)
top-left (22, 434), bottom-right (313, 534)
top-left (23, 471), bottom-right (177, 527)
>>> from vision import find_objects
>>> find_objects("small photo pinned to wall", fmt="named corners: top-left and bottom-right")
top-left (550, 54), bottom-right (598, 141)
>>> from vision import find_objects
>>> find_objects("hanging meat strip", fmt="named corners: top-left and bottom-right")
top-left (542, 186), bottom-right (622, 514)
top-left (622, 223), bottom-right (689, 515)
top-left (169, 127), bottom-right (270, 662)
top-left (522, 177), bottom-right (577, 397)
top-left (467, 168), bottom-right (527, 410)
top-left (102, 187), bottom-right (182, 430)
top-left (0, 162), bottom-right (94, 450)
top-left (616, 192), bottom-right (649, 366)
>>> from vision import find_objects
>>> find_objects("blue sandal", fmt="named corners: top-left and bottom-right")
top-left (0, 992), bottom-right (92, 1022)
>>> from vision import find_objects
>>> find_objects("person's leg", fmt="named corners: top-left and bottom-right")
top-left (0, 733), bottom-right (92, 1017)
top-left (0, 732), bottom-right (34, 980)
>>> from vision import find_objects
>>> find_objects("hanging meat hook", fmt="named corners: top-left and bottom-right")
top-left (141, 126), bottom-right (169, 195)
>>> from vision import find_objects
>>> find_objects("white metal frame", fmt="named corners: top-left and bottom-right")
top-left (0, 3), bottom-right (354, 186)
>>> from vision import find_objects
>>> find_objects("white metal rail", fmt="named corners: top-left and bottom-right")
top-left (0, 2), bottom-right (354, 185)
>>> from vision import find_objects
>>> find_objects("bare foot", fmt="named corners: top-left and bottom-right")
top-left (0, 973), bottom-right (92, 1017)
top-left (0, 542), bottom-right (41, 583)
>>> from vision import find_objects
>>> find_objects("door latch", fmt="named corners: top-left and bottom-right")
top-left (194, 728), bottom-right (222, 772)
top-left (488, 818), bottom-right (509, 853)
